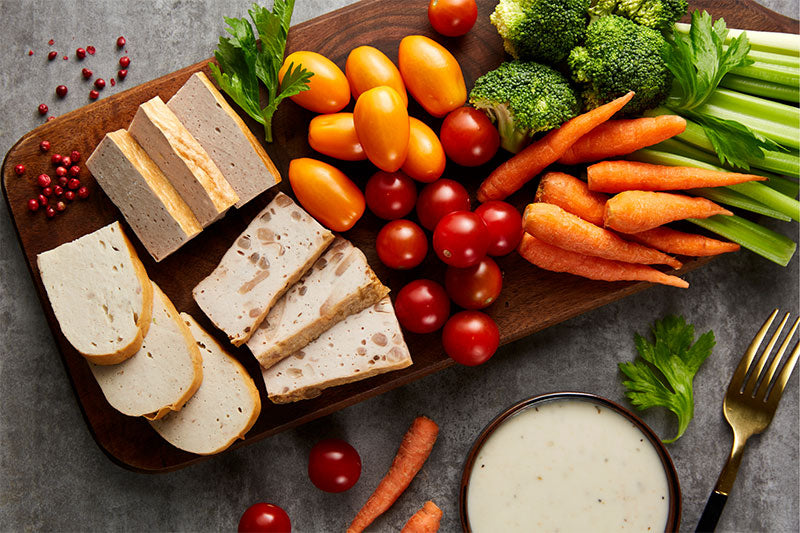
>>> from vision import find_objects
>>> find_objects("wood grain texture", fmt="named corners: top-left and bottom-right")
top-left (1, 0), bottom-right (795, 472)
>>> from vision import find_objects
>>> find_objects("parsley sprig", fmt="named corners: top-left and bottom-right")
top-left (209, 0), bottom-right (313, 142)
top-left (619, 315), bottom-right (715, 443)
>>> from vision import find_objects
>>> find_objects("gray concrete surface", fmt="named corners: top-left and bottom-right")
top-left (1, 1), bottom-right (797, 531)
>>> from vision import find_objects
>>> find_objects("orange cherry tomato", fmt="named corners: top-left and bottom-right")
top-left (288, 158), bottom-right (365, 232)
top-left (353, 86), bottom-right (410, 173)
top-left (346, 46), bottom-right (408, 107)
top-left (308, 113), bottom-right (366, 161)
top-left (402, 117), bottom-right (446, 183)
top-left (398, 35), bottom-right (466, 118)
top-left (279, 51), bottom-right (350, 114)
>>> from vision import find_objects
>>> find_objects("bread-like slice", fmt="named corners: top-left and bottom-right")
top-left (89, 282), bottom-right (203, 420)
top-left (86, 129), bottom-right (202, 262)
top-left (150, 313), bottom-right (261, 455)
top-left (194, 192), bottom-right (334, 346)
top-left (37, 221), bottom-right (153, 365)
top-left (247, 237), bottom-right (389, 369)
top-left (263, 297), bottom-right (412, 403)
top-left (128, 96), bottom-right (238, 226)
top-left (167, 72), bottom-right (281, 208)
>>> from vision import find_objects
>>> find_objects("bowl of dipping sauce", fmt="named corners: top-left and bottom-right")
top-left (460, 392), bottom-right (681, 532)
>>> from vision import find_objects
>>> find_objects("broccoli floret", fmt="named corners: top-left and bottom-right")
top-left (490, 0), bottom-right (590, 64)
top-left (589, 0), bottom-right (688, 30)
top-left (469, 60), bottom-right (582, 153)
top-left (568, 15), bottom-right (672, 115)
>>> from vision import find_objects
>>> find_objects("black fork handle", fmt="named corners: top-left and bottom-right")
top-left (695, 491), bottom-right (728, 532)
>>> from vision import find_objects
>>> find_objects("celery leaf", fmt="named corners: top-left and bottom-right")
top-left (619, 315), bottom-right (714, 443)
top-left (209, 0), bottom-right (312, 143)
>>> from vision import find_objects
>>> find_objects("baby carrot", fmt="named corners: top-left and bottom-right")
top-left (535, 172), bottom-right (608, 226)
top-left (477, 92), bottom-right (635, 202)
top-left (604, 191), bottom-right (733, 234)
top-left (400, 501), bottom-right (443, 533)
top-left (587, 160), bottom-right (767, 193)
top-left (348, 417), bottom-right (440, 533)
top-left (627, 226), bottom-right (741, 256)
top-left (523, 202), bottom-right (682, 268)
top-left (518, 233), bottom-right (689, 288)
top-left (558, 115), bottom-right (687, 165)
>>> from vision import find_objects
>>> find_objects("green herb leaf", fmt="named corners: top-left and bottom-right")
top-left (691, 112), bottom-right (787, 169)
top-left (209, 0), bottom-right (312, 143)
top-left (619, 315), bottom-right (714, 443)
top-left (664, 10), bottom-right (753, 112)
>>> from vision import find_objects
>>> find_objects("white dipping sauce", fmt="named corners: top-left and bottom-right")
top-left (467, 399), bottom-right (670, 532)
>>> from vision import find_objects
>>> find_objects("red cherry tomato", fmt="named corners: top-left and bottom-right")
top-left (365, 171), bottom-right (417, 220)
top-left (376, 220), bottom-right (428, 270)
top-left (308, 439), bottom-right (362, 493)
top-left (415, 179), bottom-right (470, 231)
top-left (428, 0), bottom-right (478, 37)
top-left (394, 279), bottom-right (451, 334)
top-left (445, 257), bottom-right (503, 309)
top-left (442, 310), bottom-right (499, 366)
top-left (433, 211), bottom-right (489, 268)
top-left (238, 503), bottom-right (291, 533)
top-left (474, 201), bottom-right (523, 256)
top-left (440, 107), bottom-right (500, 167)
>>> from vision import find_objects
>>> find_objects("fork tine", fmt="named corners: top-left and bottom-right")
top-left (743, 312), bottom-right (790, 396)
top-left (729, 309), bottom-right (779, 393)
top-left (767, 327), bottom-right (800, 404)
top-left (757, 315), bottom-right (800, 399)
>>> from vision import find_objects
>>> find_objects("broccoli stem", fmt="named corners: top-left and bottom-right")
top-left (729, 61), bottom-right (799, 88)
top-left (674, 23), bottom-right (800, 56)
top-left (688, 215), bottom-right (797, 267)
top-left (628, 148), bottom-right (800, 221)
top-left (647, 107), bottom-right (800, 175)
top-left (719, 74), bottom-right (799, 104)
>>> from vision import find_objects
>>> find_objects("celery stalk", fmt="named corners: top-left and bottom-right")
top-left (736, 48), bottom-right (800, 67)
top-left (689, 215), bottom-right (797, 266)
top-left (689, 187), bottom-right (791, 221)
top-left (729, 61), bottom-right (799, 88)
top-left (674, 23), bottom-right (800, 56)
top-left (719, 74), bottom-right (799, 103)
top-left (646, 107), bottom-right (800, 175)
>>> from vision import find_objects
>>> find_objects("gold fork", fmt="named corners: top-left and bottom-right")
top-left (695, 309), bottom-right (800, 532)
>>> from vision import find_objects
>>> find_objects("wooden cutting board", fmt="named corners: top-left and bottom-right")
top-left (2, 0), bottom-right (795, 472)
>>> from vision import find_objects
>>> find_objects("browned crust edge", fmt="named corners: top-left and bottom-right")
top-left (255, 277), bottom-right (390, 369)
top-left (267, 356), bottom-right (413, 404)
top-left (150, 313), bottom-right (262, 455)
top-left (77, 223), bottom-right (155, 366)
top-left (230, 229), bottom-right (336, 347)
top-left (142, 283), bottom-right (204, 421)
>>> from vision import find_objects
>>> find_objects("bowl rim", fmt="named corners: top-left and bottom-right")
top-left (458, 391), bottom-right (682, 533)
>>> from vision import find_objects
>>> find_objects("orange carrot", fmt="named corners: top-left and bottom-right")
top-left (518, 233), bottom-right (689, 288)
top-left (348, 417), bottom-right (440, 533)
top-left (523, 202), bottom-right (682, 268)
top-left (627, 226), bottom-right (740, 256)
top-left (477, 92), bottom-right (635, 202)
top-left (558, 116), bottom-right (687, 165)
top-left (587, 160), bottom-right (767, 193)
top-left (604, 191), bottom-right (733, 233)
top-left (400, 501), bottom-right (443, 533)
top-left (535, 172), bottom-right (609, 226)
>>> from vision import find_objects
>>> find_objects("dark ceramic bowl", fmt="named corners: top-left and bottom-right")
top-left (459, 392), bottom-right (682, 533)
